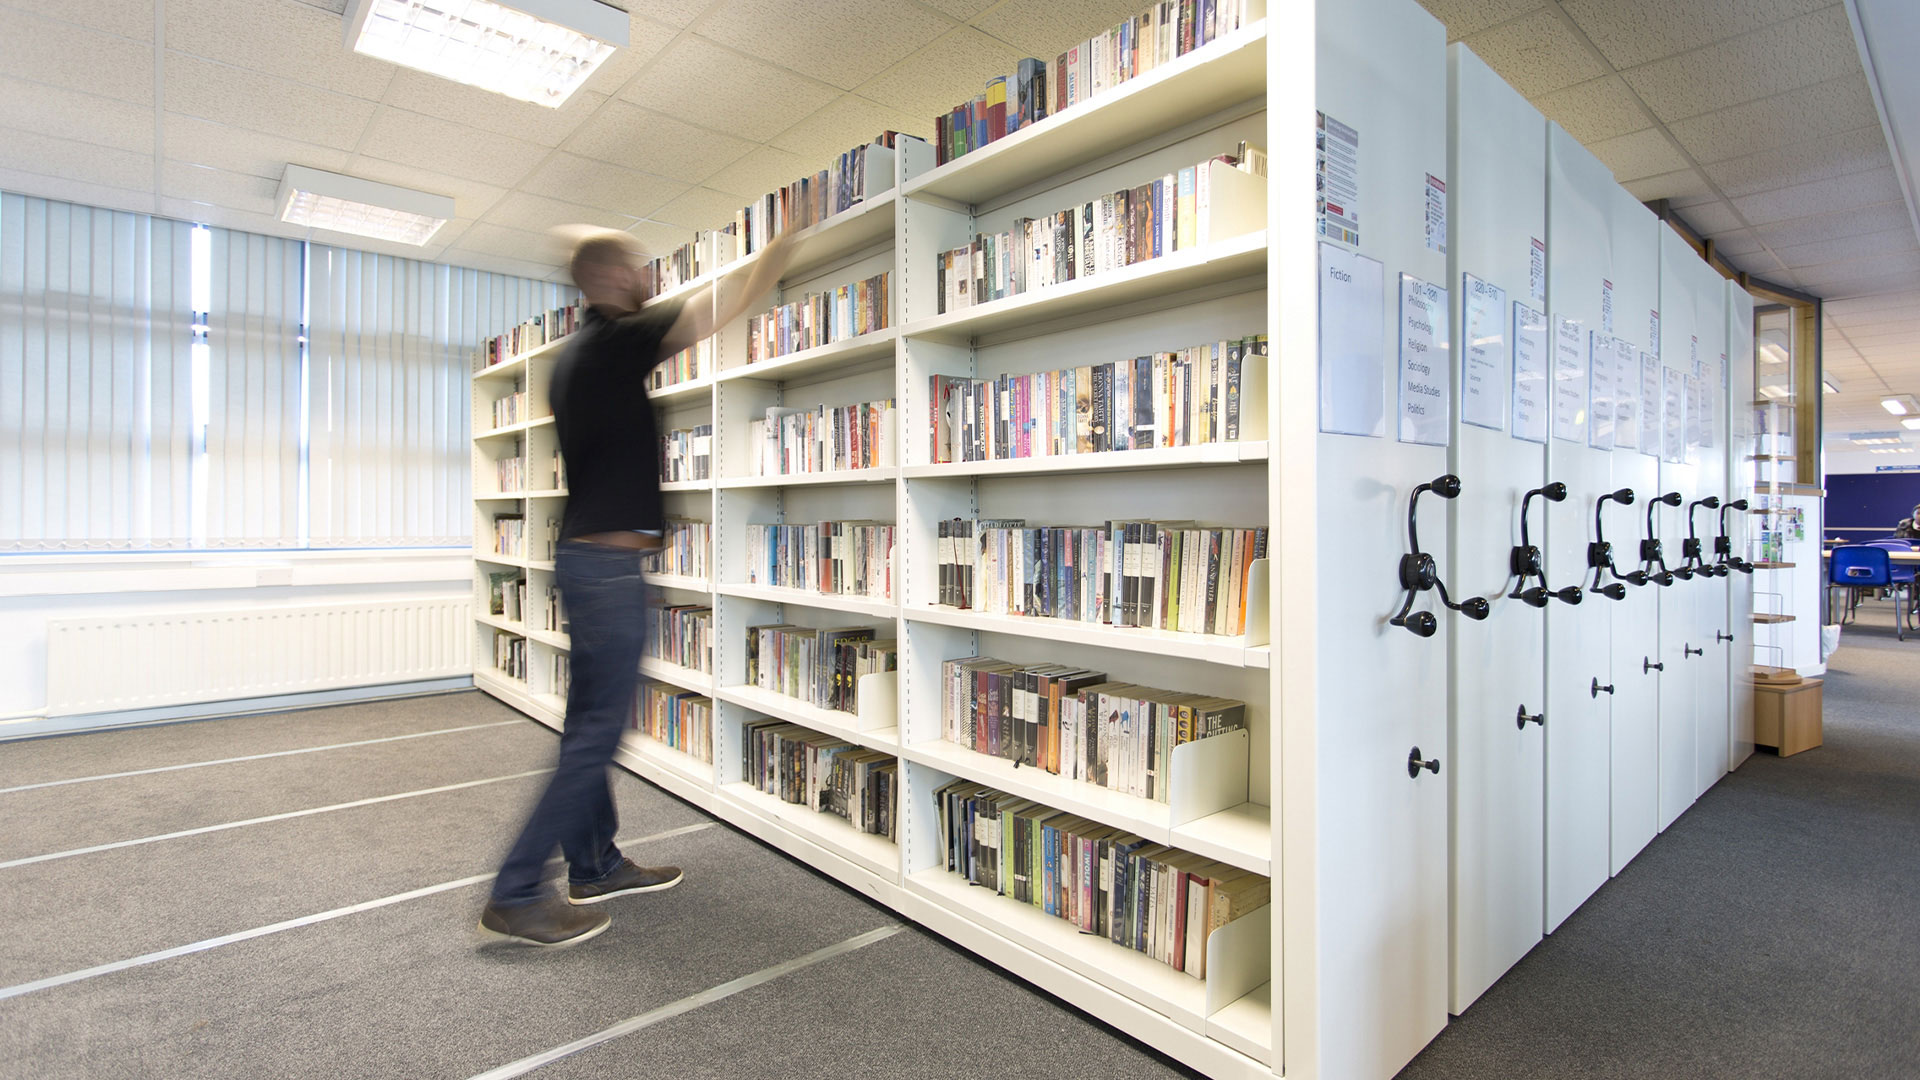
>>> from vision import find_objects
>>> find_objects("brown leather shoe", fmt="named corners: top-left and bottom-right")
top-left (568, 858), bottom-right (684, 905)
top-left (478, 896), bottom-right (611, 946)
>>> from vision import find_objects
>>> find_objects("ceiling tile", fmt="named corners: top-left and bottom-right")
top-left (447, 221), bottom-right (559, 262)
top-left (1415, 0), bottom-right (1547, 42)
top-left (1702, 126), bottom-right (1892, 200)
top-left (356, 107), bottom-right (550, 187)
top-left (1671, 197), bottom-right (1746, 236)
top-left (372, 72), bottom-right (610, 148)
top-left (700, 144), bottom-right (814, 200)
top-left (618, 36), bottom-right (839, 142)
top-left (0, 128), bottom-right (152, 191)
top-left (1458, 9), bottom-right (1607, 99)
top-left (628, 0), bottom-right (713, 30)
top-left (1772, 228), bottom-right (1919, 274)
top-left (1802, 264), bottom-right (1920, 301)
top-left (159, 161), bottom-right (279, 218)
top-left (769, 94), bottom-right (930, 157)
top-left (1591, 128), bottom-right (1690, 183)
top-left (155, 197), bottom-right (287, 237)
top-left (1708, 229), bottom-right (1765, 258)
top-left (645, 185), bottom-right (750, 231)
top-left (347, 156), bottom-right (508, 220)
top-left (1560, 0), bottom-right (1832, 70)
top-left (165, 52), bottom-right (376, 150)
top-left (0, 11), bottom-right (155, 104)
top-left (700, 0), bottom-right (952, 90)
top-left (165, 0), bottom-right (393, 100)
top-left (1536, 75), bottom-right (1654, 145)
top-left (1826, 289), bottom-right (1920, 317)
top-left (162, 113), bottom-right (352, 179)
top-left (1619, 6), bottom-right (1861, 125)
top-left (1755, 200), bottom-right (1915, 251)
top-left (1666, 75), bottom-right (1879, 165)
top-left (567, 100), bottom-right (753, 184)
top-left (0, 76), bottom-right (155, 155)
top-left (855, 26), bottom-right (1032, 122)
top-left (1732, 166), bottom-right (1905, 227)
top-left (573, 12), bottom-right (678, 94)
top-left (484, 191), bottom-right (639, 234)
top-left (1798, 250), bottom-right (1920, 290)
top-left (0, 166), bottom-right (155, 216)
top-left (625, 218), bottom-right (695, 259)
top-left (0, 0), bottom-right (154, 40)
top-left (519, 152), bottom-right (689, 216)
top-left (1621, 168), bottom-right (1716, 204)
top-left (972, 0), bottom-right (1178, 57)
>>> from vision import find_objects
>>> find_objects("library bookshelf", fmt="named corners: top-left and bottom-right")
top-left (471, 21), bottom-right (1280, 1080)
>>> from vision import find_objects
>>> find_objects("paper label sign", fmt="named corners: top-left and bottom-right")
top-left (1601, 279), bottom-right (1614, 334)
top-left (1588, 332), bottom-right (1615, 450)
top-left (1461, 273), bottom-right (1506, 431)
top-left (1663, 365), bottom-right (1687, 464)
top-left (1318, 242), bottom-right (1386, 437)
top-left (1639, 349), bottom-right (1661, 457)
top-left (1649, 310), bottom-right (1660, 358)
top-left (1529, 238), bottom-right (1546, 304)
top-left (1398, 272), bottom-right (1449, 446)
top-left (1512, 302), bottom-right (1548, 443)
top-left (1425, 174), bottom-right (1447, 254)
top-left (1317, 112), bottom-right (1360, 247)
top-left (1552, 315), bottom-right (1587, 443)
top-left (1612, 337), bottom-right (1638, 451)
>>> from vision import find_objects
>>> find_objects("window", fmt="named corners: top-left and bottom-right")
top-left (0, 191), bottom-right (570, 553)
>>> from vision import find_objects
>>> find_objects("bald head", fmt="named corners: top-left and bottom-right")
top-left (567, 231), bottom-right (649, 313)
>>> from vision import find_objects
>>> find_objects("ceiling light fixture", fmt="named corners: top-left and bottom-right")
top-left (344, 0), bottom-right (627, 107)
top-left (1823, 376), bottom-right (1841, 395)
top-left (1904, 418), bottom-right (1920, 431)
top-left (1882, 394), bottom-right (1920, 415)
top-left (277, 165), bottom-right (454, 246)
top-left (1758, 384), bottom-right (1790, 400)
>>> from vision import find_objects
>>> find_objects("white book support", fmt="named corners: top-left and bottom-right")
top-left (1201, 161), bottom-right (1269, 246)
top-left (1171, 728), bottom-right (1252, 828)
top-left (1205, 902), bottom-right (1270, 1016)
top-left (853, 670), bottom-right (899, 733)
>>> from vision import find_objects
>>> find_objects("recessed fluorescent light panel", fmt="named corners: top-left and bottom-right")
top-left (1882, 394), bottom-right (1920, 415)
top-left (1850, 431), bottom-right (1906, 445)
top-left (1903, 418), bottom-right (1920, 431)
top-left (277, 165), bottom-right (455, 246)
top-left (345, 0), bottom-right (628, 107)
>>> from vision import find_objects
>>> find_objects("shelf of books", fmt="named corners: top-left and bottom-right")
top-left (472, 11), bottom-right (1276, 1075)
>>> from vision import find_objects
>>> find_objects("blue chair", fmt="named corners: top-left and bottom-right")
top-left (1831, 545), bottom-right (1907, 640)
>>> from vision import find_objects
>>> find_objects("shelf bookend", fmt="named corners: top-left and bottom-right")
top-left (1169, 728), bottom-right (1250, 828)
top-left (1243, 558), bottom-right (1271, 647)
top-left (1204, 901), bottom-right (1271, 1018)
top-left (856, 670), bottom-right (900, 733)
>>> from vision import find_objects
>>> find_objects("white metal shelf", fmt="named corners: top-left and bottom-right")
top-left (639, 655), bottom-right (714, 692)
top-left (646, 573), bottom-right (712, 593)
top-left (907, 604), bottom-right (1268, 669)
top-left (718, 781), bottom-right (901, 880)
top-left (471, 334), bottom-right (572, 382)
top-left (649, 188), bottom-right (900, 309)
top-left (621, 732), bottom-right (716, 789)
top-left (904, 441), bottom-right (1268, 480)
top-left (474, 611), bottom-right (526, 637)
top-left (717, 328), bottom-right (898, 385)
top-left (660, 479), bottom-right (714, 493)
top-left (717, 468), bottom-right (898, 489)
top-left (899, 231), bottom-right (1266, 344)
top-left (649, 374), bottom-right (714, 402)
top-left (719, 582), bottom-right (898, 619)
top-left (901, 23), bottom-right (1268, 206)
top-left (715, 683), bottom-right (901, 754)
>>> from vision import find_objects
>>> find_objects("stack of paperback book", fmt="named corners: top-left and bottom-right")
top-left (741, 718), bottom-right (896, 838)
top-left (745, 522), bottom-right (895, 600)
top-left (745, 272), bottom-right (889, 364)
top-left (636, 681), bottom-right (713, 763)
top-left (475, 303), bottom-right (581, 370)
top-left (495, 453), bottom-right (526, 493)
top-left (493, 632), bottom-right (527, 681)
top-left (551, 653), bottom-right (570, 698)
top-left (645, 604), bottom-right (713, 674)
top-left (489, 390), bottom-right (528, 430)
top-left (660, 424), bottom-right (713, 482)
top-left (935, 148), bottom-right (1264, 316)
top-left (492, 513), bottom-right (524, 557)
top-left (935, 782), bottom-right (1267, 977)
top-left (936, 519), bottom-right (1266, 636)
top-left (542, 583), bottom-right (565, 635)
top-left (939, 657), bottom-right (1246, 800)
top-left (929, 336), bottom-right (1265, 464)
top-left (745, 624), bottom-right (896, 714)
top-left (647, 518), bottom-right (711, 580)
top-left (649, 337), bottom-right (712, 393)
top-left (746, 401), bottom-right (896, 477)
top-left (487, 569), bottom-right (526, 623)
top-left (931, 0), bottom-right (1262, 166)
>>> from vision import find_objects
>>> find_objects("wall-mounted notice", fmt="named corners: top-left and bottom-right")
top-left (1512, 302), bottom-right (1548, 443)
top-left (1398, 273), bottom-right (1449, 446)
top-left (1685, 373), bottom-right (1703, 449)
top-left (1588, 332), bottom-right (1616, 450)
top-left (1318, 242), bottom-right (1385, 437)
top-left (1424, 174), bottom-right (1447, 254)
top-left (1663, 365), bottom-right (1687, 464)
top-left (1701, 353), bottom-right (1723, 449)
top-left (1552, 315), bottom-right (1587, 442)
top-left (1601, 279), bottom-right (1614, 335)
top-left (1529, 238), bottom-right (1546, 304)
top-left (1612, 337), bottom-right (1639, 451)
top-left (1690, 334), bottom-right (1700, 376)
top-left (1638, 349), bottom-right (1661, 457)
top-left (1317, 111), bottom-right (1360, 247)
top-left (1461, 273), bottom-right (1506, 431)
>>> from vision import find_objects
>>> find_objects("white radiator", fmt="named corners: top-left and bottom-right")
top-left (45, 599), bottom-right (472, 716)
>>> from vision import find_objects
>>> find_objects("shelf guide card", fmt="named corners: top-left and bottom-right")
top-left (1511, 301), bottom-right (1548, 444)
top-left (1611, 336), bottom-right (1639, 451)
top-left (1398, 272), bottom-right (1449, 446)
top-left (1317, 242), bottom-right (1386, 437)
top-left (1663, 365), bottom-right (1687, 464)
top-left (1638, 349), bottom-right (1661, 457)
top-left (1551, 314), bottom-right (1587, 443)
top-left (1587, 331), bottom-right (1615, 450)
top-left (1460, 273), bottom-right (1506, 431)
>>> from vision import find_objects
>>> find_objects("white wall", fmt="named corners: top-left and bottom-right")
top-left (0, 550), bottom-right (471, 727)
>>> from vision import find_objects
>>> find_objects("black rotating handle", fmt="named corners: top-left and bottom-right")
top-left (1645, 657), bottom-right (1664, 673)
top-left (1516, 705), bottom-right (1545, 730)
top-left (1717, 630), bottom-right (1735, 644)
top-left (1591, 677), bottom-right (1614, 698)
top-left (1715, 499), bottom-right (1755, 574)
top-left (1588, 488), bottom-right (1637, 600)
top-left (1685, 644), bottom-right (1704, 657)
top-left (1511, 482), bottom-right (1583, 607)
top-left (1407, 746), bottom-right (1442, 778)
top-left (1684, 497), bottom-right (1723, 577)
top-left (1392, 475), bottom-right (1490, 637)
top-left (1640, 492), bottom-right (1684, 586)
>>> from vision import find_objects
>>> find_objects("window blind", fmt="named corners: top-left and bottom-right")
top-left (0, 193), bottom-right (195, 551)
top-left (204, 228), bottom-right (305, 548)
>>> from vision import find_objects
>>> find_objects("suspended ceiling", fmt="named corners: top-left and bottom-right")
top-left (0, 0), bottom-right (1916, 440)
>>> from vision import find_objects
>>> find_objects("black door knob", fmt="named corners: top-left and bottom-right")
top-left (1645, 658), bottom-right (1664, 673)
top-left (1717, 631), bottom-right (1734, 644)
top-left (1516, 706), bottom-right (1545, 730)
top-left (1407, 746), bottom-right (1441, 778)
top-left (1591, 677), bottom-right (1614, 697)
top-left (1685, 645), bottom-right (1703, 657)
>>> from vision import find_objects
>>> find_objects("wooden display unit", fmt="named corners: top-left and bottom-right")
top-left (1753, 677), bottom-right (1822, 756)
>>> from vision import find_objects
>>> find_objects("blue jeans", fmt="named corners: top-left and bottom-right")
top-left (492, 541), bottom-right (649, 906)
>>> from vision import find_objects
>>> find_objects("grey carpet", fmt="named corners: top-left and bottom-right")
top-left (1400, 602), bottom-right (1920, 1079)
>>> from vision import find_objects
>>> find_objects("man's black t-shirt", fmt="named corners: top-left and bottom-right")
top-left (550, 301), bottom-right (683, 541)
